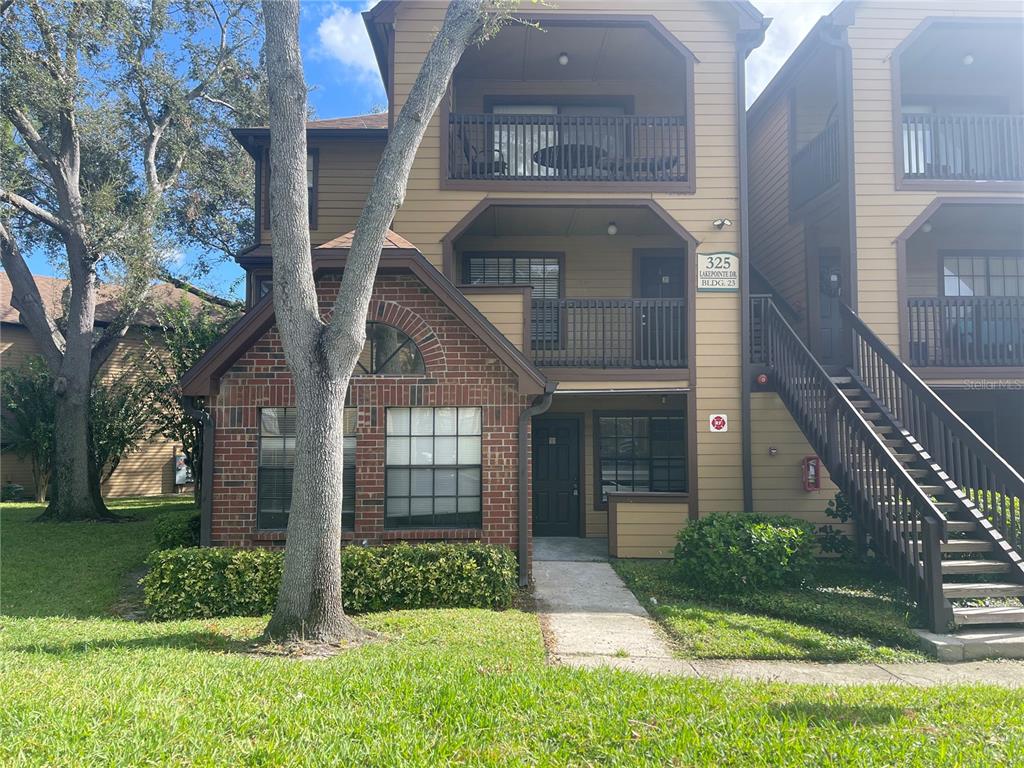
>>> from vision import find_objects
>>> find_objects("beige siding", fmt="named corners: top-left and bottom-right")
top-left (463, 290), bottom-right (527, 351)
top-left (390, 0), bottom-right (747, 513)
top-left (750, 392), bottom-right (843, 530)
top-left (848, 1), bottom-right (1024, 351)
top-left (1, 325), bottom-right (178, 499)
top-left (261, 138), bottom-right (385, 244)
top-left (748, 96), bottom-right (807, 329)
top-left (610, 499), bottom-right (689, 558)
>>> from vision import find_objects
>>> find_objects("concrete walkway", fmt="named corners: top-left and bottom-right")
top-left (533, 558), bottom-right (1024, 688)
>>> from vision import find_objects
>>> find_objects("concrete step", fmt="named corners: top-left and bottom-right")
top-left (943, 582), bottom-right (1024, 599)
top-left (916, 628), bottom-right (1024, 661)
top-left (941, 559), bottom-right (1010, 575)
top-left (953, 606), bottom-right (1024, 627)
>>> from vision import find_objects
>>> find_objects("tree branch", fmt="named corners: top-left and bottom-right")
top-left (4, 106), bottom-right (60, 175)
top-left (0, 187), bottom-right (70, 235)
top-left (0, 221), bottom-right (65, 371)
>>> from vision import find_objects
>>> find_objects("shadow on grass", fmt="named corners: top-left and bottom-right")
top-left (8, 629), bottom-right (257, 657)
top-left (769, 701), bottom-right (906, 728)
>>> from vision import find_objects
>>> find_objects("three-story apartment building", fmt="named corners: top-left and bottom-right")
top-left (182, 0), bottom-right (770, 580)
top-left (748, 1), bottom-right (1024, 633)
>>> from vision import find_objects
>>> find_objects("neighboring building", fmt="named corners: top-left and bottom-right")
top-left (0, 272), bottom-right (228, 499)
top-left (183, 0), bottom-right (1023, 633)
top-left (748, 1), bottom-right (1024, 631)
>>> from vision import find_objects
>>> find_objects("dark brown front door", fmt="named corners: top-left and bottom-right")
top-left (634, 250), bottom-right (686, 367)
top-left (532, 417), bottom-right (580, 537)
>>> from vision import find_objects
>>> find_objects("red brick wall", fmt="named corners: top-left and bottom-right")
top-left (208, 272), bottom-right (535, 555)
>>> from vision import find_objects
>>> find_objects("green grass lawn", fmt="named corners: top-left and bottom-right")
top-left (2, 498), bottom-right (1023, 765)
top-left (614, 559), bottom-right (928, 663)
top-left (1, 497), bottom-right (194, 617)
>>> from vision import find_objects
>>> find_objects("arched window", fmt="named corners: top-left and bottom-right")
top-left (355, 322), bottom-right (426, 375)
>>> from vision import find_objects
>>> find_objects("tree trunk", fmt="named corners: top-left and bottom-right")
top-left (264, 370), bottom-right (363, 642)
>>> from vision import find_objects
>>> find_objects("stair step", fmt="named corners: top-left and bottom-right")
top-left (947, 520), bottom-right (979, 533)
top-left (918, 485), bottom-right (951, 495)
top-left (859, 412), bottom-right (884, 421)
top-left (953, 606), bottom-right (1024, 627)
top-left (905, 469), bottom-right (930, 479)
top-left (849, 399), bottom-right (874, 408)
top-left (910, 539), bottom-right (994, 553)
top-left (830, 376), bottom-right (853, 384)
top-left (934, 502), bottom-right (961, 512)
top-left (941, 559), bottom-right (1010, 575)
top-left (894, 453), bottom-right (920, 463)
top-left (944, 582), bottom-right (1024, 599)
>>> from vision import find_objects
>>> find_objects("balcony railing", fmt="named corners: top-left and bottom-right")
top-left (448, 113), bottom-right (688, 183)
top-left (907, 297), bottom-right (1024, 367)
top-left (901, 113), bottom-right (1024, 182)
top-left (531, 298), bottom-right (687, 369)
top-left (790, 120), bottom-right (842, 209)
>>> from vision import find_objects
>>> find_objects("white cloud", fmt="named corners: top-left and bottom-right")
top-left (314, 1), bottom-right (380, 79)
top-left (746, 1), bottom-right (841, 106)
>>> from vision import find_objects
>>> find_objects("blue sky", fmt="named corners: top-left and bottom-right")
top-left (21, 0), bottom-right (839, 300)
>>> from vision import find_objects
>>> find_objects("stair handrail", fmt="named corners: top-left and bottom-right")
top-left (760, 297), bottom-right (953, 629)
top-left (840, 303), bottom-right (1024, 552)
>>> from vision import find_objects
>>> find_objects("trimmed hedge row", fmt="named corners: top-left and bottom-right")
top-left (674, 513), bottom-right (816, 596)
top-left (141, 542), bottom-right (518, 620)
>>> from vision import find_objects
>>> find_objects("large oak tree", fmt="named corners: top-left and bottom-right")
top-left (0, 0), bottom-right (264, 520)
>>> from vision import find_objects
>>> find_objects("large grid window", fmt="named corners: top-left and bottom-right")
top-left (597, 414), bottom-right (686, 503)
top-left (944, 253), bottom-right (1024, 297)
top-left (385, 407), bottom-right (482, 529)
top-left (258, 407), bottom-right (356, 531)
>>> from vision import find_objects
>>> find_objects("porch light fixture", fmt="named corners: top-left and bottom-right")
top-left (962, 53), bottom-right (974, 66)
top-left (606, 221), bottom-right (618, 236)
top-left (558, 52), bottom-right (569, 66)
top-left (922, 221), bottom-right (933, 233)
top-left (713, 218), bottom-right (733, 230)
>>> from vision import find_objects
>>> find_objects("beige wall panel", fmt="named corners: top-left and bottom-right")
top-left (612, 499), bottom-right (689, 558)
top-left (463, 291), bottom-right (525, 351)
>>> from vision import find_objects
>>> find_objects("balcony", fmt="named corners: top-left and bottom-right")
top-left (531, 297), bottom-right (687, 369)
top-left (791, 119), bottom-right (841, 209)
top-left (901, 113), bottom-right (1024, 182)
top-left (907, 297), bottom-right (1024, 368)
top-left (447, 113), bottom-right (688, 185)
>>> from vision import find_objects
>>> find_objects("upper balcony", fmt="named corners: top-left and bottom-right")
top-left (895, 20), bottom-right (1024, 189)
top-left (441, 17), bottom-right (694, 192)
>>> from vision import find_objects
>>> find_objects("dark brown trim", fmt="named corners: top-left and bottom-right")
top-left (591, 409), bottom-right (689, 514)
top-left (181, 249), bottom-right (549, 397)
top-left (440, 198), bottom-right (702, 281)
top-left (308, 147), bottom-right (320, 231)
top-left (253, 151), bottom-right (262, 238)
top-left (894, 197), bottom-right (1024, 363)
top-left (539, 368), bottom-right (690, 382)
top-left (891, 17), bottom-right (1024, 193)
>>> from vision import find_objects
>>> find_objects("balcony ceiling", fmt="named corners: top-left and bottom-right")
top-left (459, 205), bottom-right (679, 239)
top-left (912, 203), bottom-right (1024, 242)
top-left (455, 24), bottom-right (683, 82)
top-left (901, 24), bottom-right (1023, 91)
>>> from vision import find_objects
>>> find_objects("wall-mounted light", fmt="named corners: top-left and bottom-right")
top-left (606, 221), bottom-right (618, 236)
top-left (713, 218), bottom-right (733, 230)
top-left (921, 221), bottom-right (933, 234)
top-left (768, 446), bottom-right (779, 457)
top-left (558, 52), bottom-right (569, 66)
top-left (962, 53), bottom-right (975, 66)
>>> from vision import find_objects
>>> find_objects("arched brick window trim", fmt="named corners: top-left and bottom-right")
top-left (368, 299), bottom-right (447, 377)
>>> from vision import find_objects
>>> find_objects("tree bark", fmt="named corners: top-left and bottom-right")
top-left (260, 0), bottom-right (489, 644)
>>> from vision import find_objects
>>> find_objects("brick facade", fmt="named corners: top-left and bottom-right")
top-left (208, 271), bottom-right (536, 554)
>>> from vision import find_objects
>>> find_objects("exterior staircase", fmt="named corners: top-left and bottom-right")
top-left (751, 296), bottom-right (1024, 643)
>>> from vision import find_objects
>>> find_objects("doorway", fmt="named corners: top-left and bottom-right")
top-left (816, 245), bottom-right (844, 366)
top-left (634, 249), bottom-right (687, 367)
top-left (532, 416), bottom-right (581, 537)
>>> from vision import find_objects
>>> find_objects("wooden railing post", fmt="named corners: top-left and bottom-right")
top-left (923, 517), bottom-right (952, 634)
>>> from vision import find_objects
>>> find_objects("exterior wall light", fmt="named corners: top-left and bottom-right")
top-left (921, 221), bottom-right (933, 233)
top-left (713, 218), bottom-right (733, 229)
top-left (606, 221), bottom-right (618, 236)
top-left (558, 53), bottom-right (569, 66)
top-left (962, 54), bottom-right (974, 66)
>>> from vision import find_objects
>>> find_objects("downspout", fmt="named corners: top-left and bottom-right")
top-left (183, 395), bottom-right (215, 547)
top-left (737, 27), bottom-right (765, 514)
top-left (517, 385), bottom-right (555, 587)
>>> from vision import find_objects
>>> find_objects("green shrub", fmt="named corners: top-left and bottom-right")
top-left (141, 542), bottom-right (518, 620)
top-left (674, 513), bottom-right (816, 596)
top-left (153, 510), bottom-right (201, 550)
